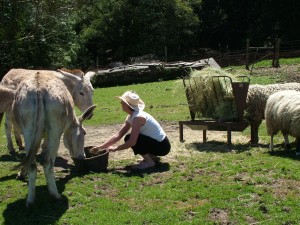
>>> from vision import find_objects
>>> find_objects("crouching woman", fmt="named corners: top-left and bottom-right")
top-left (94, 90), bottom-right (171, 170)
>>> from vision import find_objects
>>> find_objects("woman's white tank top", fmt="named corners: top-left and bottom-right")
top-left (126, 110), bottom-right (166, 141)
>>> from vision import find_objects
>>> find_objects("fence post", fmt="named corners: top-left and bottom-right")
top-left (272, 38), bottom-right (280, 68)
top-left (165, 46), bottom-right (168, 63)
top-left (245, 39), bottom-right (249, 70)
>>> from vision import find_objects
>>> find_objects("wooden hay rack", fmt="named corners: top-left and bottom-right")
top-left (179, 75), bottom-right (250, 147)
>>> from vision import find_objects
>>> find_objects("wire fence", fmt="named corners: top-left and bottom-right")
top-left (170, 39), bottom-right (300, 68)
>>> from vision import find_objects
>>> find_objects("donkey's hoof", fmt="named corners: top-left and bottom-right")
top-left (18, 146), bottom-right (25, 151)
top-left (16, 172), bottom-right (26, 181)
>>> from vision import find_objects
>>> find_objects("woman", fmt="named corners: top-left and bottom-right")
top-left (94, 90), bottom-right (171, 170)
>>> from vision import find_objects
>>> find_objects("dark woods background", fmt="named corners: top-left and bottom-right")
top-left (1, 0), bottom-right (299, 76)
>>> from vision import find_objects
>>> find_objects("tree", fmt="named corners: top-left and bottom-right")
top-left (0, 0), bottom-right (79, 76)
top-left (75, 0), bottom-right (199, 66)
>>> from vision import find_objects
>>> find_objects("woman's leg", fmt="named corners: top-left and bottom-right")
top-left (124, 134), bottom-right (170, 156)
top-left (125, 134), bottom-right (161, 169)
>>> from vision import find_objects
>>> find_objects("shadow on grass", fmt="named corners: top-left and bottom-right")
top-left (0, 154), bottom-right (73, 182)
top-left (268, 150), bottom-right (300, 160)
top-left (2, 162), bottom-right (90, 225)
top-left (187, 140), bottom-right (300, 160)
top-left (2, 170), bottom-right (83, 225)
top-left (109, 162), bottom-right (171, 178)
top-left (0, 152), bottom-right (26, 162)
top-left (186, 140), bottom-right (252, 153)
top-left (0, 174), bottom-right (19, 182)
top-left (3, 193), bottom-right (69, 225)
top-left (0, 152), bottom-right (70, 167)
top-left (266, 142), bottom-right (300, 161)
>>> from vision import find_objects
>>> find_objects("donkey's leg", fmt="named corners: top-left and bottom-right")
top-left (14, 128), bottom-right (24, 151)
top-left (26, 161), bottom-right (37, 207)
top-left (16, 137), bottom-right (30, 180)
top-left (5, 115), bottom-right (15, 154)
top-left (43, 138), bottom-right (61, 200)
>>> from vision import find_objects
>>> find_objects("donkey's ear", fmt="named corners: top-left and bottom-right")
top-left (79, 105), bottom-right (97, 123)
top-left (84, 71), bottom-right (96, 81)
top-left (57, 69), bottom-right (82, 82)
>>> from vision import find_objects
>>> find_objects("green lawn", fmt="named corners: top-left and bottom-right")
top-left (1, 60), bottom-right (300, 224)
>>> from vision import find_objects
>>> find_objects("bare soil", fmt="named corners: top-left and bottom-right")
top-left (56, 121), bottom-right (248, 171)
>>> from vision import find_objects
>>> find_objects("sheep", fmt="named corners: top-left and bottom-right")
top-left (245, 82), bottom-right (300, 145)
top-left (264, 90), bottom-right (300, 155)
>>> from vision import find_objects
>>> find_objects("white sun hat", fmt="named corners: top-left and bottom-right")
top-left (117, 91), bottom-right (145, 111)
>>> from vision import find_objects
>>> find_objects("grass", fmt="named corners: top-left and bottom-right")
top-left (85, 79), bottom-right (190, 125)
top-left (1, 59), bottom-right (300, 224)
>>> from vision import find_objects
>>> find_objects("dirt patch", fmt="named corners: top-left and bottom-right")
top-left (56, 121), bottom-right (248, 171)
top-left (207, 208), bottom-right (230, 224)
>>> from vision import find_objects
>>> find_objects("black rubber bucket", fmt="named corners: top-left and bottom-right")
top-left (72, 146), bottom-right (109, 172)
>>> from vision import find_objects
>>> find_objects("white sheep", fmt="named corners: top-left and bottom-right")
top-left (245, 82), bottom-right (300, 145)
top-left (264, 90), bottom-right (300, 154)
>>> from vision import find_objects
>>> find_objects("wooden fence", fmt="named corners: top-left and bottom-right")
top-left (92, 39), bottom-right (300, 87)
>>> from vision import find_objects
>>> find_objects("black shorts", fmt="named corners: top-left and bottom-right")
top-left (124, 133), bottom-right (171, 156)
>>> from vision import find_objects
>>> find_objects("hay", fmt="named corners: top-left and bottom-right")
top-left (184, 67), bottom-right (238, 121)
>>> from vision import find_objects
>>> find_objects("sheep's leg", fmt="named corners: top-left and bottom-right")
top-left (250, 121), bottom-right (261, 146)
top-left (283, 134), bottom-right (290, 150)
top-left (269, 135), bottom-right (274, 152)
top-left (296, 138), bottom-right (300, 156)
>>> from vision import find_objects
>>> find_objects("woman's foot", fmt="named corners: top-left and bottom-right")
top-left (132, 154), bottom-right (156, 170)
top-left (138, 154), bottom-right (160, 163)
top-left (148, 154), bottom-right (160, 163)
top-left (131, 160), bottom-right (155, 170)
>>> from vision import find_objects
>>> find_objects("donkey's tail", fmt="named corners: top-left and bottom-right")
top-left (14, 80), bottom-right (45, 172)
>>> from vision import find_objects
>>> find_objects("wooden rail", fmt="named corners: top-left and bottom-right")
top-left (179, 120), bottom-right (249, 147)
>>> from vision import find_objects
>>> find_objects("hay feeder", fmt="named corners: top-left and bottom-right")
top-left (179, 73), bottom-right (250, 147)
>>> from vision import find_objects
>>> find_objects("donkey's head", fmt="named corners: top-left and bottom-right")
top-left (58, 69), bottom-right (96, 117)
top-left (63, 105), bottom-right (96, 158)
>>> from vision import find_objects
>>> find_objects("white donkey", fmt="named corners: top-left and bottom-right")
top-left (0, 85), bottom-right (15, 114)
top-left (0, 68), bottom-right (96, 154)
top-left (12, 71), bottom-right (96, 207)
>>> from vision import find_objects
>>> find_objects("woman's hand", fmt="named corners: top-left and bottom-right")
top-left (107, 146), bottom-right (118, 152)
top-left (90, 146), bottom-right (103, 154)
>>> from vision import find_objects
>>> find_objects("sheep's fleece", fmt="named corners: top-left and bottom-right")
top-left (265, 90), bottom-right (300, 138)
top-left (245, 82), bottom-right (300, 144)
top-left (246, 83), bottom-right (300, 123)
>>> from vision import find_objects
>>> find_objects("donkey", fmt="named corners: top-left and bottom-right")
top-left (0, 85), bottom-right (15, 115)
top-left (12, 71), bottom-right (96, 207)
top-left (0, 68), bottom-right (96, 154)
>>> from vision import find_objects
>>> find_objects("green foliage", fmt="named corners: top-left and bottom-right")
top-left (0, 0), bottom-right (80, 75)
top-left (1, 0), bottom-right (300, 74)
top-left (75, 0), bottom-right (199, 65)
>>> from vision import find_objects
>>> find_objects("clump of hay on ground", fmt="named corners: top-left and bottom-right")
top-left (184, 67), bottom-right (239, 121)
